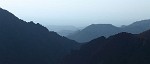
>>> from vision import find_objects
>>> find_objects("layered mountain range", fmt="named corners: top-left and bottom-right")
top-left (68, 20), bottom-right (150, 43)
top-left (62, 29), bottom-right (150, 64)
top-left (1, 7), bottom-right (150, 64)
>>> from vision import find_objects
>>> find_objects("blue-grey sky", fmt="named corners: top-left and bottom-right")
top-left (0, 0), bottom-right (150, 27)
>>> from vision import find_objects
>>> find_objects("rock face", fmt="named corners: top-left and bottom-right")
top-left (62, 30), bottom-right (150, 64)
top-left (0, 8), bottom-right (80, 64)
top-left (67, 20), bottom-right (150, 43)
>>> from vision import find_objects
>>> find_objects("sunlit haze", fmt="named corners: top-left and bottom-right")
top-left (0, 0), bottom-right (150, 27)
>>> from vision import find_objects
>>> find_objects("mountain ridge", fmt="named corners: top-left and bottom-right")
top-left (0, 8), bottom-right (80, 64)
top-left (67, 19), bottom-right (150, 43)
top-left (62, 29), bottom-right (150, 64)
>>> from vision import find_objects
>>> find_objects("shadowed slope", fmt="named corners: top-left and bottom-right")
top-left (63, 30), bottom-right (150, 64)
top-left (0, 8), bottom-right (79, 64)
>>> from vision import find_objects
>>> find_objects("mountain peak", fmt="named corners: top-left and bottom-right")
top-left (129, 19), bottom-right (150, 27)
top-left (67, 19), bottom-right (150, 43)
top-left (89, 24), bottom-right (116, 28)
top-left (0, 8), bottom-right (19, 23)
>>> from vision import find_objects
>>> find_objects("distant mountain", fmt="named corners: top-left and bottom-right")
top-left (67, 24), bottom-right (121, 42)
top-left (67, 20), bottom-right (150, 43)
top-left (62, 30), bottom-right (150, 64)
top-left (122, 19), bottom-right (150, 33)
top-left (0, 8), bottom-right (80, 64)
top-left (57, 30), bottom-right (78, 36)
top-left (45, 25), bottom-right (79, 36)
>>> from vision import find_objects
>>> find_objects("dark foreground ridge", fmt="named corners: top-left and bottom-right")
top-left (62, 30), bottom-right (150, 64)
top-left (0, 8), bottom-right (80, 64)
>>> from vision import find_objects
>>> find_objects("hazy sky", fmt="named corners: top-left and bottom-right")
top-left (0, 0), bottom-right (150, 27)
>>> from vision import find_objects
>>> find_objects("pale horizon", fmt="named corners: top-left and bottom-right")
top-left (0, 0), bottom-right (150, 27)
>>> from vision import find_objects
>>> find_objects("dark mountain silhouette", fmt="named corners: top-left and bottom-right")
top-left (62, 29), bottom-right (150, 64)
top-left (0, 8), bottom-right (80, 64)
top-left (67, 20), bottom-right (150, 43)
